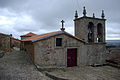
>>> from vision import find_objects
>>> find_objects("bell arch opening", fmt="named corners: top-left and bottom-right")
top-left (88, 22), bottom-right (94, 42)
top-left (97, 23), bottom-right (103, 42)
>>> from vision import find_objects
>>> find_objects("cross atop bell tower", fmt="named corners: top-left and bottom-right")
top-left (60, 20), bottom-right (65, 31)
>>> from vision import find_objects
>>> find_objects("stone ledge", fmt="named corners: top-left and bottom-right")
top-left (85, 42), bottom-right (106, 45)
top-left (45, 72), bottom-right (68, 80)
top-left (35, 64), bottom-right (66, 71)
top-left (106, 62), bottom-right (120, 68)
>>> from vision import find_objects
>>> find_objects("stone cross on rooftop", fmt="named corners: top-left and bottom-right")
top-left (61, 20), bottom-right (65, 31)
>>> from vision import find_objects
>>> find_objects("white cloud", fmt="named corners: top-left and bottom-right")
top-left (0, 16), bottom-right (16, 25)
top-left (0, 8), bottom-right (40, 38)
top-left (0, 0), bottom-right (120, 40)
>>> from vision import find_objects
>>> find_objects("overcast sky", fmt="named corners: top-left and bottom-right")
top-left (0, 0), bottom-right (120, 40)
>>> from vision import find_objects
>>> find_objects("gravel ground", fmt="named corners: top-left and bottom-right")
top-left (0, 50), bottom-right (52, 80)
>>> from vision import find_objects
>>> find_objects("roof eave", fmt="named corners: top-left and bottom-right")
top-left (32, 31), bottom-right (65, 42)
top-left (32, 31), bottom-right (85, 43)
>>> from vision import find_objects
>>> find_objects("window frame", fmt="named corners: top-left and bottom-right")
top-left (56, 38), bottom-right (62, 47)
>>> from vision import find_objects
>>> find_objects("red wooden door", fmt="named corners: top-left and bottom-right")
top-left (67, 49), bottom-right (77, 67)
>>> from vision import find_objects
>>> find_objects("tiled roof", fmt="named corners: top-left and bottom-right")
top-left (20, 32), bottom-right (37, 37)
top-left (22, 31), bottom-right (85, 43)
top-left (0, 32), bottom-right (10, 36)
top-left (12, 38), bottom-right (21, 42)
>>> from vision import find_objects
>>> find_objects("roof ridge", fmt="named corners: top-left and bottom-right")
top-left (20, 32), bottom-right (37, 37)
top-left (22, 30), bottom-right (85, 43)
top-left (0, 32), bottom-right (10, 36)
top-left (22, 30), bottom-right (63, 42)
top-left (38, 30), bottom-right (62, 35)
top-left (64, 31), bottom-right (84, 41)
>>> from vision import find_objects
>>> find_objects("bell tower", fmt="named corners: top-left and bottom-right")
top-left (74, 7), bottom-right (106, 43)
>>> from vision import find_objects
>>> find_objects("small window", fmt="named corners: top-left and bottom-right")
top-left (56, 38), bottom-right (62, 47)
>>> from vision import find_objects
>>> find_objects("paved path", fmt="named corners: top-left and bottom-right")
top-left (45, 66), bottom-right (120, 80)
top-left (1, 50), bottom-right (120, 80)
top-left (0, 50), bottom-right (52, 80)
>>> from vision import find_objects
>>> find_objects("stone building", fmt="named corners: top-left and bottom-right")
top-left (0, 33), bottom-right (11, 52)
top-left (21, 7), bottom-right (106, 67)
top-left (74, 7), bottom-right (106, 65)
top-left (0, 33), bottom-right (21, 52)
top-left (20, 32), bottom-right (37, 50)
top-left (12, 38), bottom-right (21, 48)
top-left (20, 32), bottom-right (37, 40)
top-left (22, 31), bottom-right (85, 67)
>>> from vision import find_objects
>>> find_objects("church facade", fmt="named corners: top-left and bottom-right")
top-left (74, 7), bottom-right (106, 65)
top-left (21, 7), bottom-right (106, 67)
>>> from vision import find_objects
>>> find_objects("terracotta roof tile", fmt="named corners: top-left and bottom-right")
top-left (22, 31), bottom-right (85, 43)
top-left (0, 33), bottom-right (3, 35)
top-left (12, 38), bottom-right (21, 42)
top-left (22, 31), bottom-right (62, 42)
top-left (20, 32), bottom-right (37, 37)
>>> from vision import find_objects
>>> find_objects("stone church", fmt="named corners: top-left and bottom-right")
top-left (21, 7), bottom-right (106, 67)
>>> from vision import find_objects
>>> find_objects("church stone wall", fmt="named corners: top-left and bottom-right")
top-left (80, 43), bottom-right (106, 65)
top-left (34, 37), bottom-right (56, 66)
top-left (74, 17), bottom-right (106, 66)
top-left (34, 34), bottom-right (84, 67)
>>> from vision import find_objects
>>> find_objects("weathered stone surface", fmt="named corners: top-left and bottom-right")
top-left (33, 32), bottom-right (106, 67)
top-left (0, 33), bottom-right (11, 52)
top-left (34, 34), bottom-right (83, 67)
top-left (0, 51), bottom-right (4, 58)
top-left (11, 38), bottom-right (21, 48)
top-left (45, 66), bottom-right (120, 80)
top-left (74, 16), bottom-right (106, 66)
top-left (0, 50), bottom-right (52, 80)
top-left (74, 17), bottom-right (106, 42)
